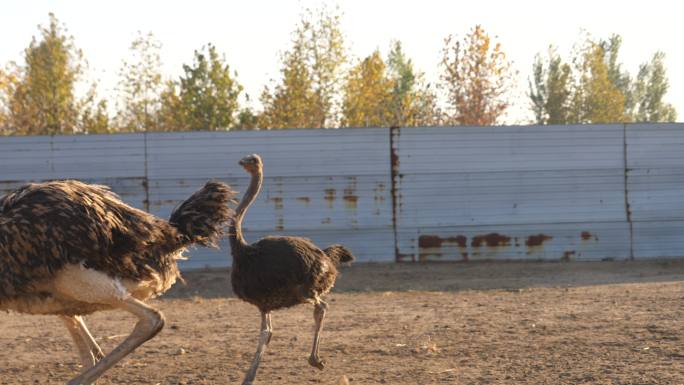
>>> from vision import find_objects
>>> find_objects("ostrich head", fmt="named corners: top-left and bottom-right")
top-left (239, 154), bottom-right (263, 174)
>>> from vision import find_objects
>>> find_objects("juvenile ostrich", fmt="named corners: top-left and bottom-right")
top-left (230, 154), bottom-right (355, 385)
top-left (0, 179), bottom-right (236, 385)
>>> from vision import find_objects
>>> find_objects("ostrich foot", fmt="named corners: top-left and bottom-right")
top-left (92, 347), bottom-right (105, 361)
top-left (308, 355), bottom-right (326, 370)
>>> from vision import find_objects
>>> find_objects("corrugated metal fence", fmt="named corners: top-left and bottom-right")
top-left (1, 124), bottom-right (682, 268)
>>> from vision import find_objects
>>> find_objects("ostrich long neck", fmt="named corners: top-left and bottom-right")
top-left (229, 167), bottom-right (263, 254)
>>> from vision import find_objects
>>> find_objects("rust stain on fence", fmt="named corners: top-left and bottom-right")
top-left (472, 233), bottom-right (511, 248)
top-left (373, 182), bottom-right (386, 203)
top-left (324, 188), bottom-right (336, 208)
top-left (417, 232), bottom-right (557, 261)
top-left (581, 231), bottom-right (599, 241)
top-left (267, 195), bottom-right (284, 231)
top-left (270, 196), bottom-right (283, 210)
top-left (418, 235), bottom-right (467, 248)
top-left (525, 234), bottom-right (553, 256)
top-left (418, 234), bottom-right (468, 261)
top-left (342, 194), bottom-right (358, 208)
top-left (343, 177), bottom-right (359, 209)
top-left (296, 196), bottom-right (310, 206)
top-left (525, 234), bottom-right (552, 247)
top-left (343, 190), bottom-right (358, 210)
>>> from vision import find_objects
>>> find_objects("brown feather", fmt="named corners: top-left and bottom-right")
top-left (229, 154), bottom-right (356, 313)
top-left (0, 180), bottom-right (236, 303)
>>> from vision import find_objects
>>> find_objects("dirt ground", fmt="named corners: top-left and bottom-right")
top-left (1, 260), bottom-right (683, 385)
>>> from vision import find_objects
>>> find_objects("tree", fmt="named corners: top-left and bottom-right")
top-left (529, 47), bottom-right (573, 124)
top-left (116, 32), bottom-right (164, 132)
top-left (297, 6), bottom-right (347, 127)
top-left (530, 33), bottom-right (676, 124)
top-left (439, 25), bottom-right (516, 126)
top-left (341, 50), bottom-right (393, 127)
top-left (0, 14), bottom-right (108, 135)
top-left (632, 52), bottom-right (677, 122)
top-left (386, 41), bottom-right (440, 127)
top-left (80, 99), bottom-right (110, 134)
top-left (340, 42), bottom-right (440, 128)
top-left (234, 104), bottom-right (259, 130)
top-left (156, 80), bottom-right (183, 131)
top-left (258, 44), bottom-right (321, 129)
top-left (573, 42), bottom-right (627, 123)
top-left (599, 35), bottom-right (633, 115)
top-left (8, 14), bottom-right (84, 135)
top-left (259, 6), bottom-right (347, 129)
top-left (174, 44), bottom-right (243, 131)
top-left (0, 68), bottom-right (18, 135)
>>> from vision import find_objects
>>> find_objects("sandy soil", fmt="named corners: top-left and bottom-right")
top-left (0, 260), bottom-right (683, 385)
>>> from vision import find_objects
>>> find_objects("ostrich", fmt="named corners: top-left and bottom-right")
top-left (0, 179), bottom-right (236, 385)
top-left (230, 154), bottom-right (355, 385)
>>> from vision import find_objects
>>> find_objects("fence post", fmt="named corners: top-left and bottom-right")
top-left (623, 123), bottom-right (634, 260)
top-left (389, 126), bottom-right (406, 261)
top-left (142, 131), bottom-right (150, 213)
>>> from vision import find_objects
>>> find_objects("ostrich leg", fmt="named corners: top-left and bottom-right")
top-left (61, 316), bottom-right (101, 369)
top-left (308, 299), bottom-right (328, 370)
top-left (68, 315), bottom-right (104, 366)
top-left (53, 267), bottom-right (165, 385)
top-left (73, 316), bottom-right (106, 362)
top-left (241, 311), bottom-right (272, 385)
top-left (67, 297), bottom-right (164, 385)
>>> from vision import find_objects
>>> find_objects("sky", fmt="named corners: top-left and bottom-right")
top-left (1, 0), bottom-right (682, 124)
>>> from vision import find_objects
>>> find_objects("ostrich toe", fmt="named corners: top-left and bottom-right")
top-left (308, 355), bottom-right (326, 370)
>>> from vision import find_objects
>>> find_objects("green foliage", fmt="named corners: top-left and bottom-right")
top-left (80, 99), bottom-right (111, 134)
top-left (439, 25), bottom-right (516, 126)
top-left (259, 5), bottom-right (347, 129)
top-left (1, 13), bottom-right (678, 136)
top-left (599, 35), bottom-right (634, 115)
top-left (340, 43), bottom-right (439, 128)
top-left (156, 81), bottom-right (183, 131)
top-left (116, 32), bottom-right (163, 132)
top-left (530, 33), bottom-right (676, 124)
top-left (234, 107), bottom-right (259, 130)
top-left (0, 14), bottom-right (109, 135)
top-left (297, 6), bottom-right (347, 127)
top-left (572, 42), bottom-right (628, 123)
top-left (529, 48), bottom-right (573, 124)
top-left (386, 41), bottom-right (440, 127)
top-left (174, 44), bottom-right (243, 131)
top-left (9, 14), bottom-right (84, 135)
top-left (259, 47), bottom-right (321, 129)
top-left (0, 68), bottom-right (17, 135)
top-left (632, 52), bottom-right (677, 122)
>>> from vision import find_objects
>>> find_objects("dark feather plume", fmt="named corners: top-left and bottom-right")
top-left (323, 244), bottom-right (356, 264)
top-left (169, 181), bottom-right (237, 247)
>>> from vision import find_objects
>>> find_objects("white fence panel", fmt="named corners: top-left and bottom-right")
top-left (145, 129), bottom-right (394, 268)
top-left (627, 123), bottom-right (684, 257)
top-left (1, 123), bottom-right (683, 267)
top-left (392, 125), bottom-right (631, 261)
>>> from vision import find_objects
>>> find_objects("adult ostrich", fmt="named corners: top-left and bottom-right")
top-left (0, 179), bottom-right (236, 385)
top-left (230, 154), bottom-right (355, 385)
